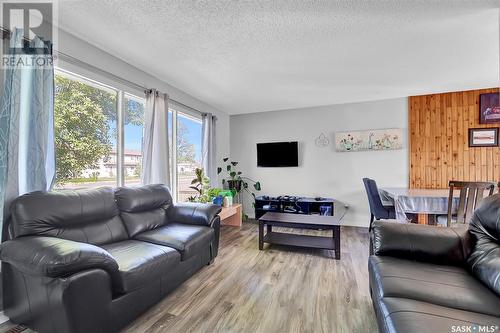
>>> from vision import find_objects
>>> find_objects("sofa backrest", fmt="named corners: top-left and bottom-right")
top-left (115, 184), bottom-right (173, 237)
top-left (10, 187), bottom-right (129, 245)
top-left (467, 193), bottom-right (500, 296)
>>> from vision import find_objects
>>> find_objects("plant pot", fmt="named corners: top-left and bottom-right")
top-left (227, 179), bottom-right (242, 191)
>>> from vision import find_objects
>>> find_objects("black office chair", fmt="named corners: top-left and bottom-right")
top-left (362, 178), bottom-right (396, 231)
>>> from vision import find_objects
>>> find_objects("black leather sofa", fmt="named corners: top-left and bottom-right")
top-left (369, 193), bottom-right (500, 333)
top-left (0, 184), bottom-right (221, 333)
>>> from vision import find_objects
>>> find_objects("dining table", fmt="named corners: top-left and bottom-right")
top-left (378, 187), bottom-right (459, 224)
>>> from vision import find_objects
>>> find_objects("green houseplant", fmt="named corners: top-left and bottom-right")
top-left (187, 168), bottom-right (211, 203)
top-left (188, 168), bottom-right (224, 203)
top-left (218, 158), bottom-right (261, 219)
top-left (218, 158), bottom-right (261, 194)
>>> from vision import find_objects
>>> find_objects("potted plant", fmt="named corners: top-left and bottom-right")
top-left (187, 168), bottom-right (211, 203)
top-left (218, 158), bottom-right (261, 219)
top-left (218, 158), bottom-right (261, 194)
top-left (227, 178), bottom-right (242, 192)
top-left (188, 168), bottom-right (225, 204)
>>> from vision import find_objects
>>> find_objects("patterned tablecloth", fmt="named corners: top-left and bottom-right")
top-left (379, 188), bottom-right (459, 222)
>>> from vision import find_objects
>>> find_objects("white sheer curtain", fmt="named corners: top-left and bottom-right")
top-left (202, 113), bottom-right (217, 187)
top-left (141, 89), bottom-right (170, 186)
top-left (0, 29), bottom-right (55, 240)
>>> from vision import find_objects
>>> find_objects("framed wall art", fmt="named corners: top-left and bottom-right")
top-left (468, 128), bottom-right (499, 147)
top-left (335, 128), bottom-right (403, 152)
top-left (480, 93), bottom-right (500, 124)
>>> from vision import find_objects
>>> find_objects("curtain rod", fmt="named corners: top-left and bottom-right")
top-left (0, 26), bottom-right (204, 116)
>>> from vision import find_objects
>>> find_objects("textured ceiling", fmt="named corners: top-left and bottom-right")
top-left (58, 0), bottom-right (500, 114)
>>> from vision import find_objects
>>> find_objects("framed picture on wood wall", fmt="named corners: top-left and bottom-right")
top-left (479, 93), bottom-right (500, 124)
top-left (468, 128), bottom-right (499, 147)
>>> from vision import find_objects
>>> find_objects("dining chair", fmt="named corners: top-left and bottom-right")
top-left (362, 178), bottom-right (396, 231)
top-left (443, 181), bottom-right (496, 227)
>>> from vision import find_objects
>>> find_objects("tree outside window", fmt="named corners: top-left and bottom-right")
top-left (54, 72), bottom-right (201, 196)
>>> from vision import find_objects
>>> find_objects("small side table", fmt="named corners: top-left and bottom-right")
top-left (219, 203), bottom-right (242, 227)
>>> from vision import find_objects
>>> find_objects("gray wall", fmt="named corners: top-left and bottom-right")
top-left (230, 98), bottom-right (409, 227)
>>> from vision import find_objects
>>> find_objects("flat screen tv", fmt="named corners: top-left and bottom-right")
top-left (257, 141), bottom-right (298, 167)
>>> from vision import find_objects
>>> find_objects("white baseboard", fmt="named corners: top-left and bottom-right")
top-left (0, 311), bottom-right (9, 324)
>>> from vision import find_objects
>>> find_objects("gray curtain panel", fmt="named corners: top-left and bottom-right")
top-left (202, 113), bottom-right (217, 187)
top-left (141, 89), bottom-right (171, 186)
top-left (0, 29), bottom-right (55, 240)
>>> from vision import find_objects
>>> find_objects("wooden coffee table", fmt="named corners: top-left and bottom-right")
top-left (258, 212), bottom-right (342, 259)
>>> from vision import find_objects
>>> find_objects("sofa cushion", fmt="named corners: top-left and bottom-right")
top-left (468, 194), bottom-right (500, 296)
top-left (10, 187), bottom-right (128, 245)
top-left (115, 184), bottom-right (173, 237)
top-left (369, 256), bottom-right (500, 317)
top-left (134, 223), bottom-right (214, 261)
top-left (376, 297), bottom-right (500, 333)
top-left (101, 240), bottom-right (180, 293)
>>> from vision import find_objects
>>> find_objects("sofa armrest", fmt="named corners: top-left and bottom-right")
top-left (168, 203), bottom-right (222, 227)
top-left (0, 236), bottom-right (118, 278)
top-left (371, 221), bottom-right (471, 265)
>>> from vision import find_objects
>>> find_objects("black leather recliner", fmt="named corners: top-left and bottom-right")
top-left (369, 193), bottom-right (500, 333)
top-left (0, 184), bottom-right (221, 333)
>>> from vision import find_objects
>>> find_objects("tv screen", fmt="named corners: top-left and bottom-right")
top-left (257, 142), bottom-right (298, 167)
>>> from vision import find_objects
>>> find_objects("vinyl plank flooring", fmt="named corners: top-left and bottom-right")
top-left (0, 221), bottom-right (378, 333)
top-left (124, 222), bottom-right (377, 333)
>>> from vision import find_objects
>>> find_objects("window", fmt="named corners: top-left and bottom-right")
top-left (53, 69), bottom-right (203, 202)
top-left (174, 110), bottom-right (203, 202)
top-left (124, 94), bottom-right (145, 186)
top-left (54, 71), bottom-right (118, 190)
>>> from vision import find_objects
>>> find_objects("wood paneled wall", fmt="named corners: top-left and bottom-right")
top-left (409, 88), bottom-right (500, 189)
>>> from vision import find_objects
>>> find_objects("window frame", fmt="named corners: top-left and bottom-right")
top-left (169, 108), bottom-right (203, 202)
top-left (54, 67), bottom-right (204, 203)
top-left (122, 92), bottom-right (146, 187)
top-left (54, 67), bottom-right (120, 186)
top-left (117, 92), bottom-right (147, 187)
top-left (54, 68), bottom-right (146, 189)
top-left (56, 68), bottom-right (118, 95)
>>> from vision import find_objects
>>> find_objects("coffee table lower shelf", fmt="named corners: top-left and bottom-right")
top-left (263, 232), bottom-right (335, 250)
top-left (258, 212), bottom-right (341, 259)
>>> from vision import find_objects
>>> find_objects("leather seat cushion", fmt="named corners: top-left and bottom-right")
top-left (134, 223), bottom-right (214, 261)
top-left (102, 240), bottom-right (180, 293)
top-left (369, 256), bottom-right (500, 317)
top-left (377, 297), bottom-right (500, 333)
